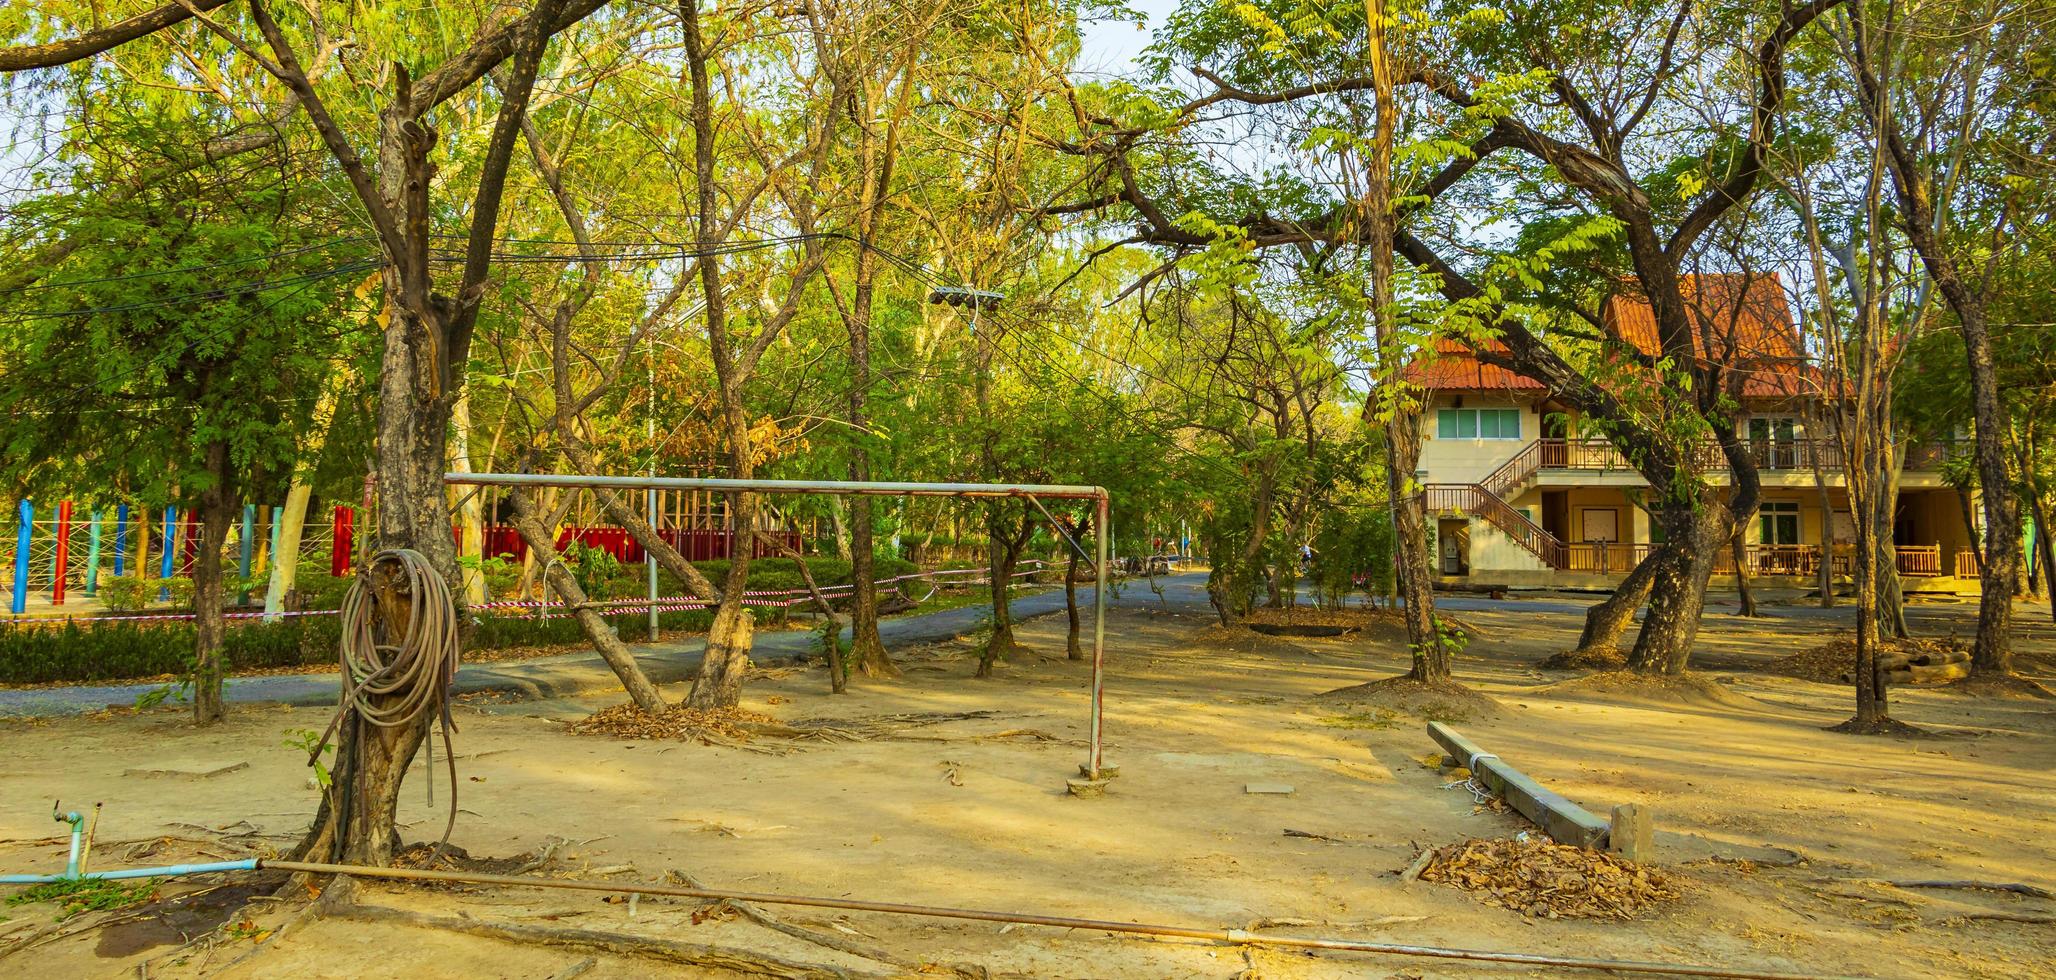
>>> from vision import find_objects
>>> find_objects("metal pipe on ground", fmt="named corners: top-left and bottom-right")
top-left (0, 859), bottom-right (259, 885)
top-left (257, 859), bottom-right (1852, 980)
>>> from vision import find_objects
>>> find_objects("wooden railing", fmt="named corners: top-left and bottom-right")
top-left (1562, 542), bottom-right (1658, 574)
top-left (1896, 544), bottom-right (1942, 576)
top-left (1539, 439), bottom-right (1634, 471)
top-left (1528, 437), bottom-right (1967, 475)
top-left (1476, 439), bottom-right (1546, 498)
top-left (1956, 550), bottom-right (1981, 579)
top-left (1706, 543), bottom-right (1944, 577)
top-left (1424, 484), bottom-right (1567, 569)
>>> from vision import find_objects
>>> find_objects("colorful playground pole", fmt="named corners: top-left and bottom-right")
top-left (51, 500), bottom-right (71, 604)
top-left (114, 503), bottom-right (129, 576)
top-left (269, 506), bottom-right (283, 558)
top-left (237, 504), bottom-right (255, 604)
top-left (158, 505), bottom-right (178, 600)
top-left (331, 505), bottom-right (353, 577)
top-left (10, 501), bottom-right (30, 615)
top-left (84, 511), bottom-right (103, 596)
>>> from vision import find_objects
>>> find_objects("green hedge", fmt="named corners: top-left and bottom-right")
top-left (0, 605), bottom-right (789, 686)
top-left (0, 556), bottom-right (952, 686)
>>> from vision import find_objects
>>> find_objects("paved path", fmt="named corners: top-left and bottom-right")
top-left (0, 578), bottom-right (1209, 718)
top-left (4, 572), bottom-right (2033, 717)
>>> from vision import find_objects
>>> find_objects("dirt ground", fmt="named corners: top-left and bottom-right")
top-left (3, 590), bottom-right (2054, 978)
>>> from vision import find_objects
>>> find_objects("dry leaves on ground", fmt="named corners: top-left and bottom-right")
top-left (1767, 635), bottom-right (1966, 683)
top-left (567, 703), bottom-right (777, 743)
top-left (1418, 836), bottom-right (1676, 920)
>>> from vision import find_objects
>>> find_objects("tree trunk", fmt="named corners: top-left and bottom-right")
top-left (1387, 424), bottom-right (1446, 681)
top-left (451, 392), bottom-right (489, 607)
top-left (828, 496), bottom-right (851, 560)
top-left (688, 494), bottom-right (758, 710)
top-left (1626, 508), bottom-right (1725, 675)
top-left (505, 488), bottom-right (667, 712)
top-left (1848, 13), bottom-right (2017, 675)
top-left (298, 113), bottom-right (471, 869)
top-left (1064, 514), bottom-right (1090, 661)
top-left (847, 493), bottom-right (895, 678)
top-left (264, 482), bottom-right (312, 620)
top-left (190, 441), bottom-right (235, 726)
top-left (1848, 517), bottom-right (1891, 727)
top-left (1363, 0), bottom-right (1444, 682)
top-left (1731, 528), bottom-right (1758, 618)
top-left (977, 508), bottom-right (1033, 677)
top-left (1575, 543), bottom-right (1668, 652)
top-left (2034, 492), bottom-right (2056, 625)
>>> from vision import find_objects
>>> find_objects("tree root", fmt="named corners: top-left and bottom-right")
top-left (334, 901), bottom-right (886, 979)
top-left (1888, 879), bottom-right (2056, 901)
top-left (1825, 716), bottom-right (1929, 737)
top-left (667, 868), bottom-right (986, 978)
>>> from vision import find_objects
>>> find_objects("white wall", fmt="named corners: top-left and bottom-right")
top-left (1416, 393), bottom-right (1544, 484)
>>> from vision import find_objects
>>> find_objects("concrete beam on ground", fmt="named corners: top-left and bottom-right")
top-left (1428, 721), bottom-right (1610, 849)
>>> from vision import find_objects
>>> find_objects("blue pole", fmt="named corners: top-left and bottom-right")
top-left (10, 500), bottom-right (29, 615)
top-left (114, 503), bottom-right (129, 576)
top-left (158, 505), bottom-right (177, 601)
top-left (237, 503), bottom-right (256, 604)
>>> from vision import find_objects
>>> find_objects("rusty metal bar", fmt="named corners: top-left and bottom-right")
top-left (445, 471), bottom-right (1112, 786)
top-left (446, 472), bottom-right (1106, 500)
top-left (256, 859), bottom-right (1846, 979)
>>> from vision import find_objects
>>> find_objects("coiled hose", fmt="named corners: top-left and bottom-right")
top-left (315, 548), bottom-right (462, 856)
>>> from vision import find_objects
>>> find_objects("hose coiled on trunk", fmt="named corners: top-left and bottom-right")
top-left (315, 548), bottom-right (462, 856)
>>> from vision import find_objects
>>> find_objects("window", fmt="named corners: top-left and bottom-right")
top-left (1748, 416), bottom-right (1799, 469)
top-left (1760, 501), bottom-right (1800, 546)
top-left (1437, 408), bottom-right (1521, 440)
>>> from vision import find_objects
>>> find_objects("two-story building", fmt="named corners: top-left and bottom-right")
top-left (1406, 274), bottom-right (1981, 593)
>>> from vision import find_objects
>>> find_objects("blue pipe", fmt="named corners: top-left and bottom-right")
top-left (158, 505), bottom-right (177, 600)
top-left (0, 859), bottom-right (258, 885)
top-left (57, 809), bottom-right (83, 877)
top-left (114, 503), bottom-right (129, 576)
top-left (11, 500), bottom-right (30, 615)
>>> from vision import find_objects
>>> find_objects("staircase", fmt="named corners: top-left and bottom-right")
top-left (1423, 440), bottom-right (1570, 570)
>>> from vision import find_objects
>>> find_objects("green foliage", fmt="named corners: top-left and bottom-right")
top-left (1311, 506), bottom-right (1396, 609)
top-left (566, 542), bottom-right (622, 602)
top-left (6, 877), bottom-right (160, 922)
top-left (97, 575), bottom-right (165, 613)
top-left (283, 727), bottom-right (334, 788)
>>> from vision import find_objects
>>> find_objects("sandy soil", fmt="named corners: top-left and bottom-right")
top-left (3, 591), bottom-right (2054, 978)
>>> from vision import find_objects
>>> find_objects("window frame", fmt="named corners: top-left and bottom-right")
top-left (1436, 408), bottom-right (1522, 441)
top-left (1759, 501), bottom-right (1801, 546)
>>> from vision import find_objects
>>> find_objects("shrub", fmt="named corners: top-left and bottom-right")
top-left (96, 575), bottom-right (157, 613)
top-left (289, 569), bottom-right (355, 610)
top-left (95, 575), bottom-right (196, 612)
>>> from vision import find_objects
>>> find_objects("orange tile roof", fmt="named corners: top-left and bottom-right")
top-left (1402, 337), bottom-right (1546, 391)
top-left (1407, 275), bottom-right (1818, 399)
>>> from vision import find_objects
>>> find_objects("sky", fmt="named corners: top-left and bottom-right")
top-left (1073, 0), bottom-right (1179, 82)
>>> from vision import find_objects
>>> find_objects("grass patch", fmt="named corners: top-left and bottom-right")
top-left (1321, 708), bottom-right (1402, 730)
top-left (5, 877), bottom-right (161, 921)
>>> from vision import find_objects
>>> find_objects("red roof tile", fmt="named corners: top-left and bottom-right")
top-left (1407, 275), bottom-right (1818, 399)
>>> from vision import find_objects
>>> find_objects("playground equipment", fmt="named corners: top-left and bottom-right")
top-left (447, 471), bottom-right (1116, 782)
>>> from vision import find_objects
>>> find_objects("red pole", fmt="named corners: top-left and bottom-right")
top-left (51, 500), bottom-right (72, 604)
top-left (331, 505), bottom-right (353, 577)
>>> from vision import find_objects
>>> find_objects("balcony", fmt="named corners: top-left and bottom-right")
top-left (1706, 542), bottom-right (1944, 577)
top-left (1536, 438), bottom-right (1967, 475)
